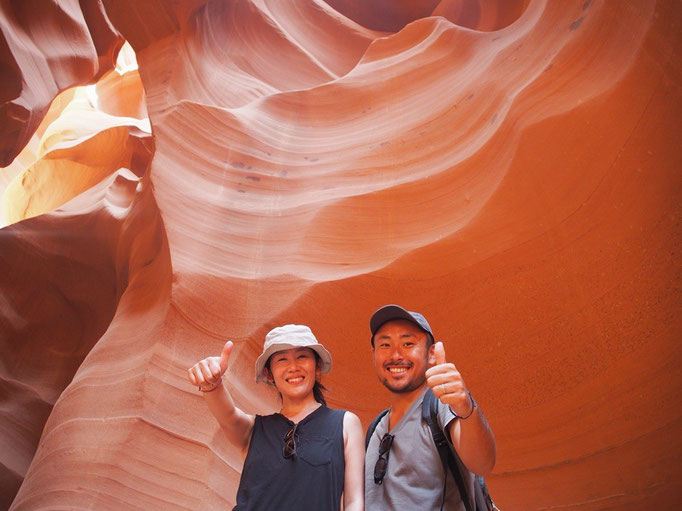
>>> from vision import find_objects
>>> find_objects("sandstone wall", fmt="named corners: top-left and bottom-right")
top-left (1, 1), bottom-right (680, 509)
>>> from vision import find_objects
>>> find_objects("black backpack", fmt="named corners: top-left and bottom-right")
top-left (365, 388), bottom-right (498, 511)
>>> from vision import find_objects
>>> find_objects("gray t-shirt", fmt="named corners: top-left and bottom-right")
top-left (364, 387), bottom-right (474, 511)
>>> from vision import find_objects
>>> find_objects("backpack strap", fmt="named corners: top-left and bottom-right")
top-left (422, 388), bottom-right (474, 511)
top-left (365, 408), bottom-right (390, 449)
top-left (476, 475), bottom-right (496, 511)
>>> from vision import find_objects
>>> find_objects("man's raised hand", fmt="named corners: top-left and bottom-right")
top-left (425, 341), bottom-right (475, 418)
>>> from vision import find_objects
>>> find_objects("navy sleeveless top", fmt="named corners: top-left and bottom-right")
top-left (233, 405), bottom-right (346, 511)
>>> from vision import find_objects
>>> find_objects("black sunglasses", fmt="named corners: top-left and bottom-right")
top-left (373, 433), bottom-right (394, 484)
top-left (283, 423), bottom-right (299, 459)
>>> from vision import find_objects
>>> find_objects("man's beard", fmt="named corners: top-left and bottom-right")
top-left (380, 374), bottom-right (426, 394)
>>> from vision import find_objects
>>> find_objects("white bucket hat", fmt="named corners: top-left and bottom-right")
top-left (254, 324), bottom-right (332, 384)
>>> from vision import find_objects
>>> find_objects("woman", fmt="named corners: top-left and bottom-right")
top-left (187, 324), bottom-right (364, 511)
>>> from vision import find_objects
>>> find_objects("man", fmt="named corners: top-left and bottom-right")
top-left (365, 304), bottom-right (496, 511)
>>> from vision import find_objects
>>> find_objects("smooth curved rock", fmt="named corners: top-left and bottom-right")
top-left (0, 0), bottom-right (124, 167)
top-left (1, 0), bottom-right (680, 509)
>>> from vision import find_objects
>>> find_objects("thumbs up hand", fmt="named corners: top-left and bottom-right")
top-left (425, 342), bottom-right (476, 419)
top-left (218, 341), bottom-right (233, 374)
top-left (188, 341), bottom-right (234, 392)
top-left (432, 341), bottom-right (447, 365)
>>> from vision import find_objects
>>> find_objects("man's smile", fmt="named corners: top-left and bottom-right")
top-left (385, 363), bottom-right (412, 375)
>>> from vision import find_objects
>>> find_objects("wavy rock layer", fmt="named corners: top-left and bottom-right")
top-left (1, 0), bottom-right (681, 509)
top-left (0, 0), bottom-right (124, 167)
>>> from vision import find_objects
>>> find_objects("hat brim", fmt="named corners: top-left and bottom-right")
top-left (255, 343), bottom-right (332, 384)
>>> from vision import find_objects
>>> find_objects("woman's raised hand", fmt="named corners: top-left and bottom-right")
top-left (187, 340), bottom-right (255, 448)
top-left (188, 341), bottom-right (233, 392)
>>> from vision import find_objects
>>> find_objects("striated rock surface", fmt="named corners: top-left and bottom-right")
top-left (1, 0), bottom-right (680, 509)
top-left (0, 0), bottom-right (125, 167)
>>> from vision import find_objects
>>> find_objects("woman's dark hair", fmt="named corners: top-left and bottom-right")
top-left (312, 381), bottom-right (328, 406)
top-left (265, 349), bottom-right (328, 406)
top-left (311, 352), bottom-right (328, 406)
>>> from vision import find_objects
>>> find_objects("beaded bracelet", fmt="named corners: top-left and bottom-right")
top-left (199, 377), bottom-right (223, 393)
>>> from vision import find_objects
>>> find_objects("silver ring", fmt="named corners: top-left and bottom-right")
top-left (440, 383), bottom-right (447, 395)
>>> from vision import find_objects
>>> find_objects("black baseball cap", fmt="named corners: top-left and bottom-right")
top-left (369, 304), bottom-right (434, 345)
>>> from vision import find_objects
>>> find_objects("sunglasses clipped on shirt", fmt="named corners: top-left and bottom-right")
top-left (283, 423), bottom-right (299, 459)
top-left (373, 433), bottom-right (395, 485)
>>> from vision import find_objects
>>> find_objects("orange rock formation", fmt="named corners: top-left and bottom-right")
top-left (1, 1), bottom-right (680, 509)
